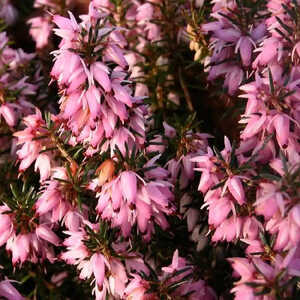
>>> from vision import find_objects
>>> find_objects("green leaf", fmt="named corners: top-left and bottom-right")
top-left (229, 141), bottom-right (238, 169)
top-left (73, 147), bottom-right (84, 160)
top-left (279, 150), bottom-right (288, 174)
top-left (139, 166), bottom-right (157, 173)
top-left (39, 147), bottom-right (57, 154)
top-left (77, 193), bottom-right (82, 211)
top-left (279, 90), bottom-right (295, 100)
top-left (218, 12), bottom-right (239, 27)
top-left (259, 231), bottom-right (268, 246)
top-left (275, 17), bottom-right (293, 35)
top-left (254, 287), bottom-right (271, 296)
top-left (210, 180), bottom-right (225, 190)
top-left (281, 4), bottom-right (297, 20)
top-left (268, 69), bottom-right (275, 95)
top-left (270, 232), bottom-right (277, 248)
top-left (10, 184), bottom-right (19, 199)
top-left (114, 145), bottom-right (124, 161)
top-left (53, 177), bottom-right (71, 184)
top-left (213, 146), bottom-right (225, 162)
top-left (248, 133), bottom-right (274, 163)
top-left (249, 251), bottom-right (265, 256)
top-left (130, 127), bottom-right (144, 138)
top-left (172, 267), bottom-right (192, 278)
top-left (44, 111), bottom-right (52, 129)
top-left (130, 144), bottom-right (137, 163)
top-left (245, 281), bottom-right (263, 288)
top-left (281, 276), bottom-right (300, 289)
top-left (88, 26), bottom-right (93, 44)
top-left (167, 279), bottom-right (190, 293)
top-left (259, 173), bottom-right (281, 181)
top-left (32, 135), bottom-right (48, 141)
top-left (125, 142), bottom-right (129, 159)
top-left (274, 28), bottom-right (293, 43)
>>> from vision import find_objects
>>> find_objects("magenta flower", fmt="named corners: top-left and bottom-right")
top-left (52, 12), bottom-right (79, 43)
top-left (14, 110), bottom-right (54, 179)
top-left (0, 0), bottom-right (18, 25)
top-left (36, 224), bottom-right (60, 246)
top-left (227, 176), bottom-right (246, 205)
top-left (0, 279), bottom-right (24, 300)
top-left (28, 16), bottom-right (52, 49)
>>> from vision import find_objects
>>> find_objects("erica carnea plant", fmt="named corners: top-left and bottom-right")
top-left (0, 0), bottom-right (298, 299)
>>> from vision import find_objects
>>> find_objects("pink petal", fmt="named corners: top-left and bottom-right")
top-left (228, 176), bottom-right (245, 205)
top-left (120, 171), bottom-right (137, 204)
top-left (91, 253), bottom-right (105, 287)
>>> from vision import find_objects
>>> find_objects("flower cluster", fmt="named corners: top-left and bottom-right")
top-left (28, 0), bottom-right (79, 50)
top-left (202, 0), bottom-right (267, 94)
top-left (0, 187), bottom-right (60, 266)
top-left (51, 5), bottom-right (146, 154)
top-left (195, 1), bottom-right (300, 299)
top-left (0, 32), bottom-right (38, 129)
top-left (0, 1), bottom-right (299, 299)
top-left (125, 249), bottom-right (216, 300)
top-left (0, 0), bottom-right (18, 25)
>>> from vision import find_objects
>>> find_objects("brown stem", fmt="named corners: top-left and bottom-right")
top-left (178, 67), bottom-right (194, 112)
top-left (50, 133), bottom-right (78, 175)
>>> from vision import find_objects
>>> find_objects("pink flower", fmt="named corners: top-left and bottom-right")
top-left (212, 216), bottom-right (243, 242)
top-left (240, 113), bottom-right (267, 140)
top-left (124, 274), bottom-right (151, 300)
top-left (105, 45), bottom-right (128, 69)
top-left (109, 258), bottom-right (128, 297)
top-left (34, 153), bottom-right (51, 182)
top-left (0, 104), bottom-right (17, 127)
top-left (91, 253), bottom-right (106, 287)
top-left (208, 196), bottom-right (231, 227)
top-left (52, 12), bottom-right (79, 42)
top-left (227, 176), bottom-right (246, 205)
top-left (231, 284), bottom-right (255, 300)
top-left (237, 37), bottom-right (253, 67)
top-left (252, 258), bottom-right (274, 281)
top-left (198, 169), bottom-right (216, 194)
top-left (16, 141), bottom-right (40, 171)
top-left (272, 113), bottom-right (290, 148)
top-left (292, 41), bottom-right (300, 61)
top-left (228, 258), bottom-right (255, 283)
top-left (214, 28), bottom-right (241, 43)
top-left (28, 16), bottom-right (52, 49)
top-left (0, 280), bottom-right (24, 300)
top-left (36, 225), bottom-right (60, 246)
top-left (0, 1), bottom-right (18, 25)
top-left (84, 85), bottom-right (101, 119)
top-left (0, 207), bottom-right (13, 246)
top-left (96, 165), bottom-right (173, 239)
top-left (255, 182), bottom-right (284, 220)
top-left (162, 249), bottom-right (183, 273)
top-left (136, 3), bottom-right (154, 24)
top-left (163, 121), bottom-right (176, 138)
top-left (253, 37), bottom-right (280, 67)
top-left (242, 217), bottom-right (259, 240)
top-left (14, 109), bottom-right (53, 174)
top-left (51, 51), bottom-right (83, 86)
top-left (112, 83), bottom-right (132, 107)
top-left (7, 234), bottom-right (31, 265)
top-left (224, 66), bottom-right (243, 95)
top-left (120, 171), bottom-right (137, 204)
top-left (90, 62), bottom-right (111, 92)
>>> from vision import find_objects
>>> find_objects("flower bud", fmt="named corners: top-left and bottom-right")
top-left (70, 161), bottom-right (78, 177)
top-left (96, 159), bottom-right (115, 186)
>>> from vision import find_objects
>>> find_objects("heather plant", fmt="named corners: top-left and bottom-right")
top-left (0, 1), bottom-right (298, 300)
